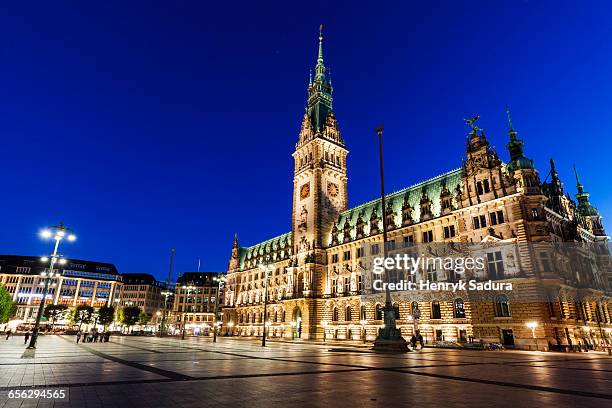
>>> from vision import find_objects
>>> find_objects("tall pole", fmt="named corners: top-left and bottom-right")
top-left (213, 275), bottom-right (225, 343)
top-left (261, 261), bottom-right (270, 347)
top-left (376, 126), bottom-right (393, 309)
top-left (160, 248), bottom-right (174, 337)
top-left (373, 126), bottom-right (408, 352)
top-left (28, 239), bottom-right (60, 349)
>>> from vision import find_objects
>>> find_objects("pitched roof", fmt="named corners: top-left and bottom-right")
top-left (330, 168), bottom-right (463, 246)
top-left (238, 232), bottom-right (292, 270)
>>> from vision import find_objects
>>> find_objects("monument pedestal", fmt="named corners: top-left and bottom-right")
top-left (372, 306), bottom-right (409, 353)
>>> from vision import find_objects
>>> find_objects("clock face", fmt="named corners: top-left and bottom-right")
top-left (327, 182), bottom-right (339, 198)
top-left (300, 183), bottom-right (310, 200)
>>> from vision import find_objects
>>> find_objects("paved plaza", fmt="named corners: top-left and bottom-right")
top-left (0, 335), bottom-right (610, 407)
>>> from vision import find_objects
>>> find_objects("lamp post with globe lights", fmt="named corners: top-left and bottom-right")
top-left (321, 320), bottom-right (328, 343)
top-left (372, 126), bottom-right (409, 352)
top-left (28, 223), bottom-right (76, 349)
top-left (259, 258), bottom-right (273, 347)
top-left (212, 274), bottom-right (226, 343)
top-left (526, 321), bottom-right (539, 351)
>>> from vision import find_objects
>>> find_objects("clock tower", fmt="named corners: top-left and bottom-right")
top-left (291, 26), bottom-right (348, 287)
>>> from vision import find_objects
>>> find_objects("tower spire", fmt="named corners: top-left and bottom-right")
top-left (315, 24), bottom-right (326, 81)
top-left (573, 165), bottom-right (584, 194)
top-left (505, 107), bottom-right (534, 171)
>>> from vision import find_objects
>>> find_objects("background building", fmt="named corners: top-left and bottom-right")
top-left (173, 272), bottom-right (225, 336)
top-left (120, 273), bottom-right (169, 328)
top-left (0, 255), bottom-right (122, 326)
top-left (223, 30), bottom-right (612, 351)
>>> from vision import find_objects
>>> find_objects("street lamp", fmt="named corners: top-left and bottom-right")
top-left (181, 285), bottom-right (195, 340)
top-left (321, 320), bottom-right (328, 343)
top-left (259, 259), bottom-right (272, 347)
top-left (159, 247), bottom-right (175, 337)
top-left (372, 126), bottom-right (408, 352)
top-left (526, 321), bottom-right (539, 351)
top-left (360, 320), bottom-right (367, 344)
top-left (213, 275), bottom-right (226, 343)
top-left (159, 290), bottom-right (173, 337)
top-left (29, 223), bottom-right (76, 349)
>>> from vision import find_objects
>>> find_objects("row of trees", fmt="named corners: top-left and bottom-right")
top-left (43, 304), bottom-right (153, 332)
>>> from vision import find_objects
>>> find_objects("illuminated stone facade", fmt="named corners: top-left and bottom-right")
top-left (222, 30), bottom-right (611, 351)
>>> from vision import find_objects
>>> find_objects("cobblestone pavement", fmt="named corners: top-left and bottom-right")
top-left (0, 335), bottom-right (610, 407)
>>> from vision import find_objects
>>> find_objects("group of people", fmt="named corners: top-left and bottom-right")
top-left (410, 330), bottom-right (425, 351)
top-left (75, 330), bottom-right (111, 343)
top-left (4, 329), bottom-right (32, 345)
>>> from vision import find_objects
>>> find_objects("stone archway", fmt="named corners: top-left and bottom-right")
top-left (292, 306), bottom-right (302, 338)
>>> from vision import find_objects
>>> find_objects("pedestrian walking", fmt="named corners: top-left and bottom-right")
top-left (76, 331), bottom-right (81, 344)
top-left (416, 330), bottom-right (424, 350)
top-left (24, 331), bottom-right (30, 345)
top-left (5, 329), bottom-right (11, 340)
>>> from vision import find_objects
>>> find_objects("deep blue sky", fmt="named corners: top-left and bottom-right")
top-left (2, 1), bottom-right (611, 280)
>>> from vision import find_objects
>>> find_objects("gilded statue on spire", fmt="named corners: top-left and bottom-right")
top-left (464, 115), bottom-right (481, 132)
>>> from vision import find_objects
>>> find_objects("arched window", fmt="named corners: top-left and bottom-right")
top-left (274, 311), bottom-right (278, 322)
top-left (345, 306), bottom-right (352, 321)
top-left (282, 310), bottom-right (286, 322)
top-left (360, 305), bottom-right (367, 320)
top-left (332, 307), bottom-right (339, 322)
top-left (247, 313), bottom-right (251, 323)
top-left (454, 298), bottom-right (466, 318)
top-left (393, 302), bottom-right (400, 320)
top-left (411, 301), bottom-right (420, 318)
top-left (431, 301), bottom-right (441, 319)
top-left (259, 312), bottom-right (263, 323)
top-left (375, 304), bottom-right (383, 320)
top-left (494, 295), bottom-right (511, 317)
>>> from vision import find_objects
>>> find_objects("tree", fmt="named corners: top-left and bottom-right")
top-left (0, 286), bottom-right (15, 324)
top-left (120, 306), bottom-right (141, 332)
top-left (97, 306), bottom-right (115, 331)
top-left (43, 304), bottom-right (68, 328)
top-left (71, 305), bottom-right (94, 331)
top-left (138, 311), bottom-right (152, 326)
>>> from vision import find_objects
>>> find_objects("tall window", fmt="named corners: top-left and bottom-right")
top-left (490, 210), bottom-right (505, 225)
top-left (393, 303), bottom-right (400, 320)
top-left (427, 264), bottom-right (437, 282)
top-left (345, 306), bottom-right (352, 322)
top-left (443, 225), bottom-right (456, 239)
top-left (431, 301), bottom-right (441, 319)
top-left (332, 307), bottom-right (339, 322)
top-left (494, 295), bottom-right (511, 317)
top-left (371, 244), bottom-right (380, 255)
top-left (360, 305), bottom-right (367, 320)
top-left (487, 251), bottom-right (504, 279)
top-left (344, 277), bottom-right (350, 294)
top-left (411, 301), bottom-right (419, 317)
top-left (375, 304), bottom-right (383, 320)
top-left (454, 298), bottom-right (466, 318)
top-left (422, 230), bottom-right (433, 243)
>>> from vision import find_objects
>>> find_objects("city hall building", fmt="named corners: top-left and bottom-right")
top-left (222, 30), bottom-right (611, 350)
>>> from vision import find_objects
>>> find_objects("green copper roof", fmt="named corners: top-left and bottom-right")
top-left (238, 232), bottom-right (292, 270)
top-left (329, 168), bottom-right (463, 246)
